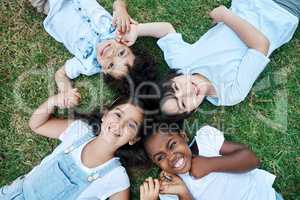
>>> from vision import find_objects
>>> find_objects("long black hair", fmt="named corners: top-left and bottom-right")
top-left (73, 97), bottom-right (149, 167)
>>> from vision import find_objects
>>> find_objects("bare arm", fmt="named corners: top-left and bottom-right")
top-left (55, 66), bottom-right (73, 93)
top-left (137, 22), bottom-right (176, 38)
top-left (29, 89), bottom-right (80, 138)
top-left (213, 141), bottom-right (260, 172)
top-left (117, 22), bottom-right (176, 46)
top-left (209, 5), bottom-right (270, 55)
top-left (109, 188), bottom-right (129, 200)
top-left (191, 141), bottom-right (260, 178)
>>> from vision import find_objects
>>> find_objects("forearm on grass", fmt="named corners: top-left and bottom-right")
top-left (55, 66), bottom-right (73, 92)
top-left (29, 96), bottom-right (70, 138)
top-left (222, 9), bottom-right (270, 55)
top-left (209, 147), bottom-right (260, 173)
top-left (137, 22), bottom-right (176, 38)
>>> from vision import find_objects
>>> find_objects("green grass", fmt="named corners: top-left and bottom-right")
top-left (1, 0), bottom-right (300, 199)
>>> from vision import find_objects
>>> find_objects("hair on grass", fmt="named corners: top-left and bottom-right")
top-left (73, 96), bottom-right (149, 168)
top-left (103, 47), bottom-right (156, 95)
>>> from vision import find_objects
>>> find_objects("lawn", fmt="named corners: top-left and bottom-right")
top-left (0, 0), bottom-right (299, 199)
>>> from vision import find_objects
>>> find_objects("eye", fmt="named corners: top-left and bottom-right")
top-left (169, 141), bottom-right (176, 150)
top-left (182, 101), bottom-right (186, 109)
top-left (128, 121), bottom-right (137, 131)
top-left (172, 83), bottom-right (179, 92)
top-left (108, 63), bottom-right (114, 69)
top-left (114, 112), bottom-right (121, 118)
top-left (157, 154), bottom-right (166, 162)
top-left (118, 49), bottom-right (126, 57)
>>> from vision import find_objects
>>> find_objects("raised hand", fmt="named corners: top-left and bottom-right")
top-left (159, 171), bottom-right (191, 199)
top-left (140, 177), bottom-right (160, 200)
top-left (116, 23), bottom-right (138, 46)
top-left (50, 88), bottom-right (81, 109)
top-left (112, 0), bottom-right (138, 33)
top-left (209, 5), bottom-right (230, 24)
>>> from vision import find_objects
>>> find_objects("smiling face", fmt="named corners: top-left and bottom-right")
top-left (96, 39), bottom-right (135, 79)
top-left (145, 131), bottom-right (192, 174)
top-left (161, 74), bottom-right (212, 116)
top-left (100, 103), bottom-right (144, 148)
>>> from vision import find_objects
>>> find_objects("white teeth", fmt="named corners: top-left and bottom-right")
top-left (174, 158), bottom-right (185, 168)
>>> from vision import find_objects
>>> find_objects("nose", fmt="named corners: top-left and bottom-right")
top-left (167, 152), bottom-right (177, 164)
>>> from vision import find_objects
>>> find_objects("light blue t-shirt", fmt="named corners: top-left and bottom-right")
top-left (43, 0), bottom-right (116, 79)
top-left (157, 0), bottom-right (298, 106)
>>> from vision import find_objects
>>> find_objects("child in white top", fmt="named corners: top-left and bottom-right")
top-left (0, 90), bottom-right (145, 200)
top-left (117, 0), bottom-right (299, 119)
top-left (141, 125), bottom-right (282, 200)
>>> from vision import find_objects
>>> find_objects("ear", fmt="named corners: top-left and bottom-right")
top-left (179, 131), bottom-right (189, 142)
top-left (129, 136), bottom-right (141, 145)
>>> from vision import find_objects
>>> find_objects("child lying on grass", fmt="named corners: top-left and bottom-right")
top-left (118, 0), bottom-right (299, 119)
top-left (30, 0), bottom-right (157, 94)
top-left (141, 125), bottom-right (283, 200)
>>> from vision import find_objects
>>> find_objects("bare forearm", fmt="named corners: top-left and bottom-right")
top-left (55, 66), bottom-right (73, 92)
top-left (137, 22), bottom-right (176, 38)
top-left (222, 9), bottom-right (269, 55)
top-left (179, 192), bottom-right (193, 200)
top-left (210, 149), bottom-right (260, 172)
top-left (29, 97), bottom-right (55, 131)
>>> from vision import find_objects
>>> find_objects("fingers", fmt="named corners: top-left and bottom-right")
top-left (140, 177), bottom-right (160, 200)
top-left (125, 19), bottom-right (130, 33)
top-left (130, 17), bottom-right (138, 25)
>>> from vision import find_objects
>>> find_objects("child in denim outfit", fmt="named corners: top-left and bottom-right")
top-left (0, 90), bottom-right (145, 200)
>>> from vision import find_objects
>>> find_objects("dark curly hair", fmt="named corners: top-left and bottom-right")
top-left (73, 97), bottom-right (150, 168)
top-left (103, 47), bottom-right (156, 95)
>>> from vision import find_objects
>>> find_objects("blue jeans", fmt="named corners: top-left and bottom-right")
top-left (276, 192), bottom-right (284, 200)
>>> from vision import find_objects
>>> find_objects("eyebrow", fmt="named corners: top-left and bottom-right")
top-left (117, 107), bottom-right (140, 127)
top-left (115, 107), bottom-right (125, 114)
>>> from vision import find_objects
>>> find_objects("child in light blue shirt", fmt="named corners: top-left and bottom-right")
top-left (30, 0), bottom-right (157, 94)
top-left (123, 0), bottom-right (298, 119)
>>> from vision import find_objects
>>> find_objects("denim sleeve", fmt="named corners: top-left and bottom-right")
top-left (64, 57), bottom-right (85, 79)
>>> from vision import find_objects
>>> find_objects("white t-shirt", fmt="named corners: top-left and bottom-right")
top-left (157, 0), bottom-right (298, 106)
top-left (159, 126), bottom-right (276, 200)
top-left (28, 120), bottom-right (130, 200)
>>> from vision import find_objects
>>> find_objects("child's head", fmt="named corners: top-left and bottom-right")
top-left (75, 97), bottom-right (148, 166)
top-left (96, 40), bottom-right (156, 87)
top-left (144, 123), bottom-right (192, 174)
top-left (159, 70), bottom-right (207, 120)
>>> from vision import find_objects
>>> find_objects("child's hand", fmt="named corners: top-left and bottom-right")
top-left (190, 155), bottom-right (214, 178)
top-left (50, 88), bottom-right (81, 109)
top-left (159, 171), bottom-right (190, 198)
top-left (209, 5), bottom-right (230, 24)
top-left (116, 23), bottom-right (138, 46)
top-left (112, 5), bottom-right (138, 33)
top-left (140, 177), bottom-right (160, 200)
